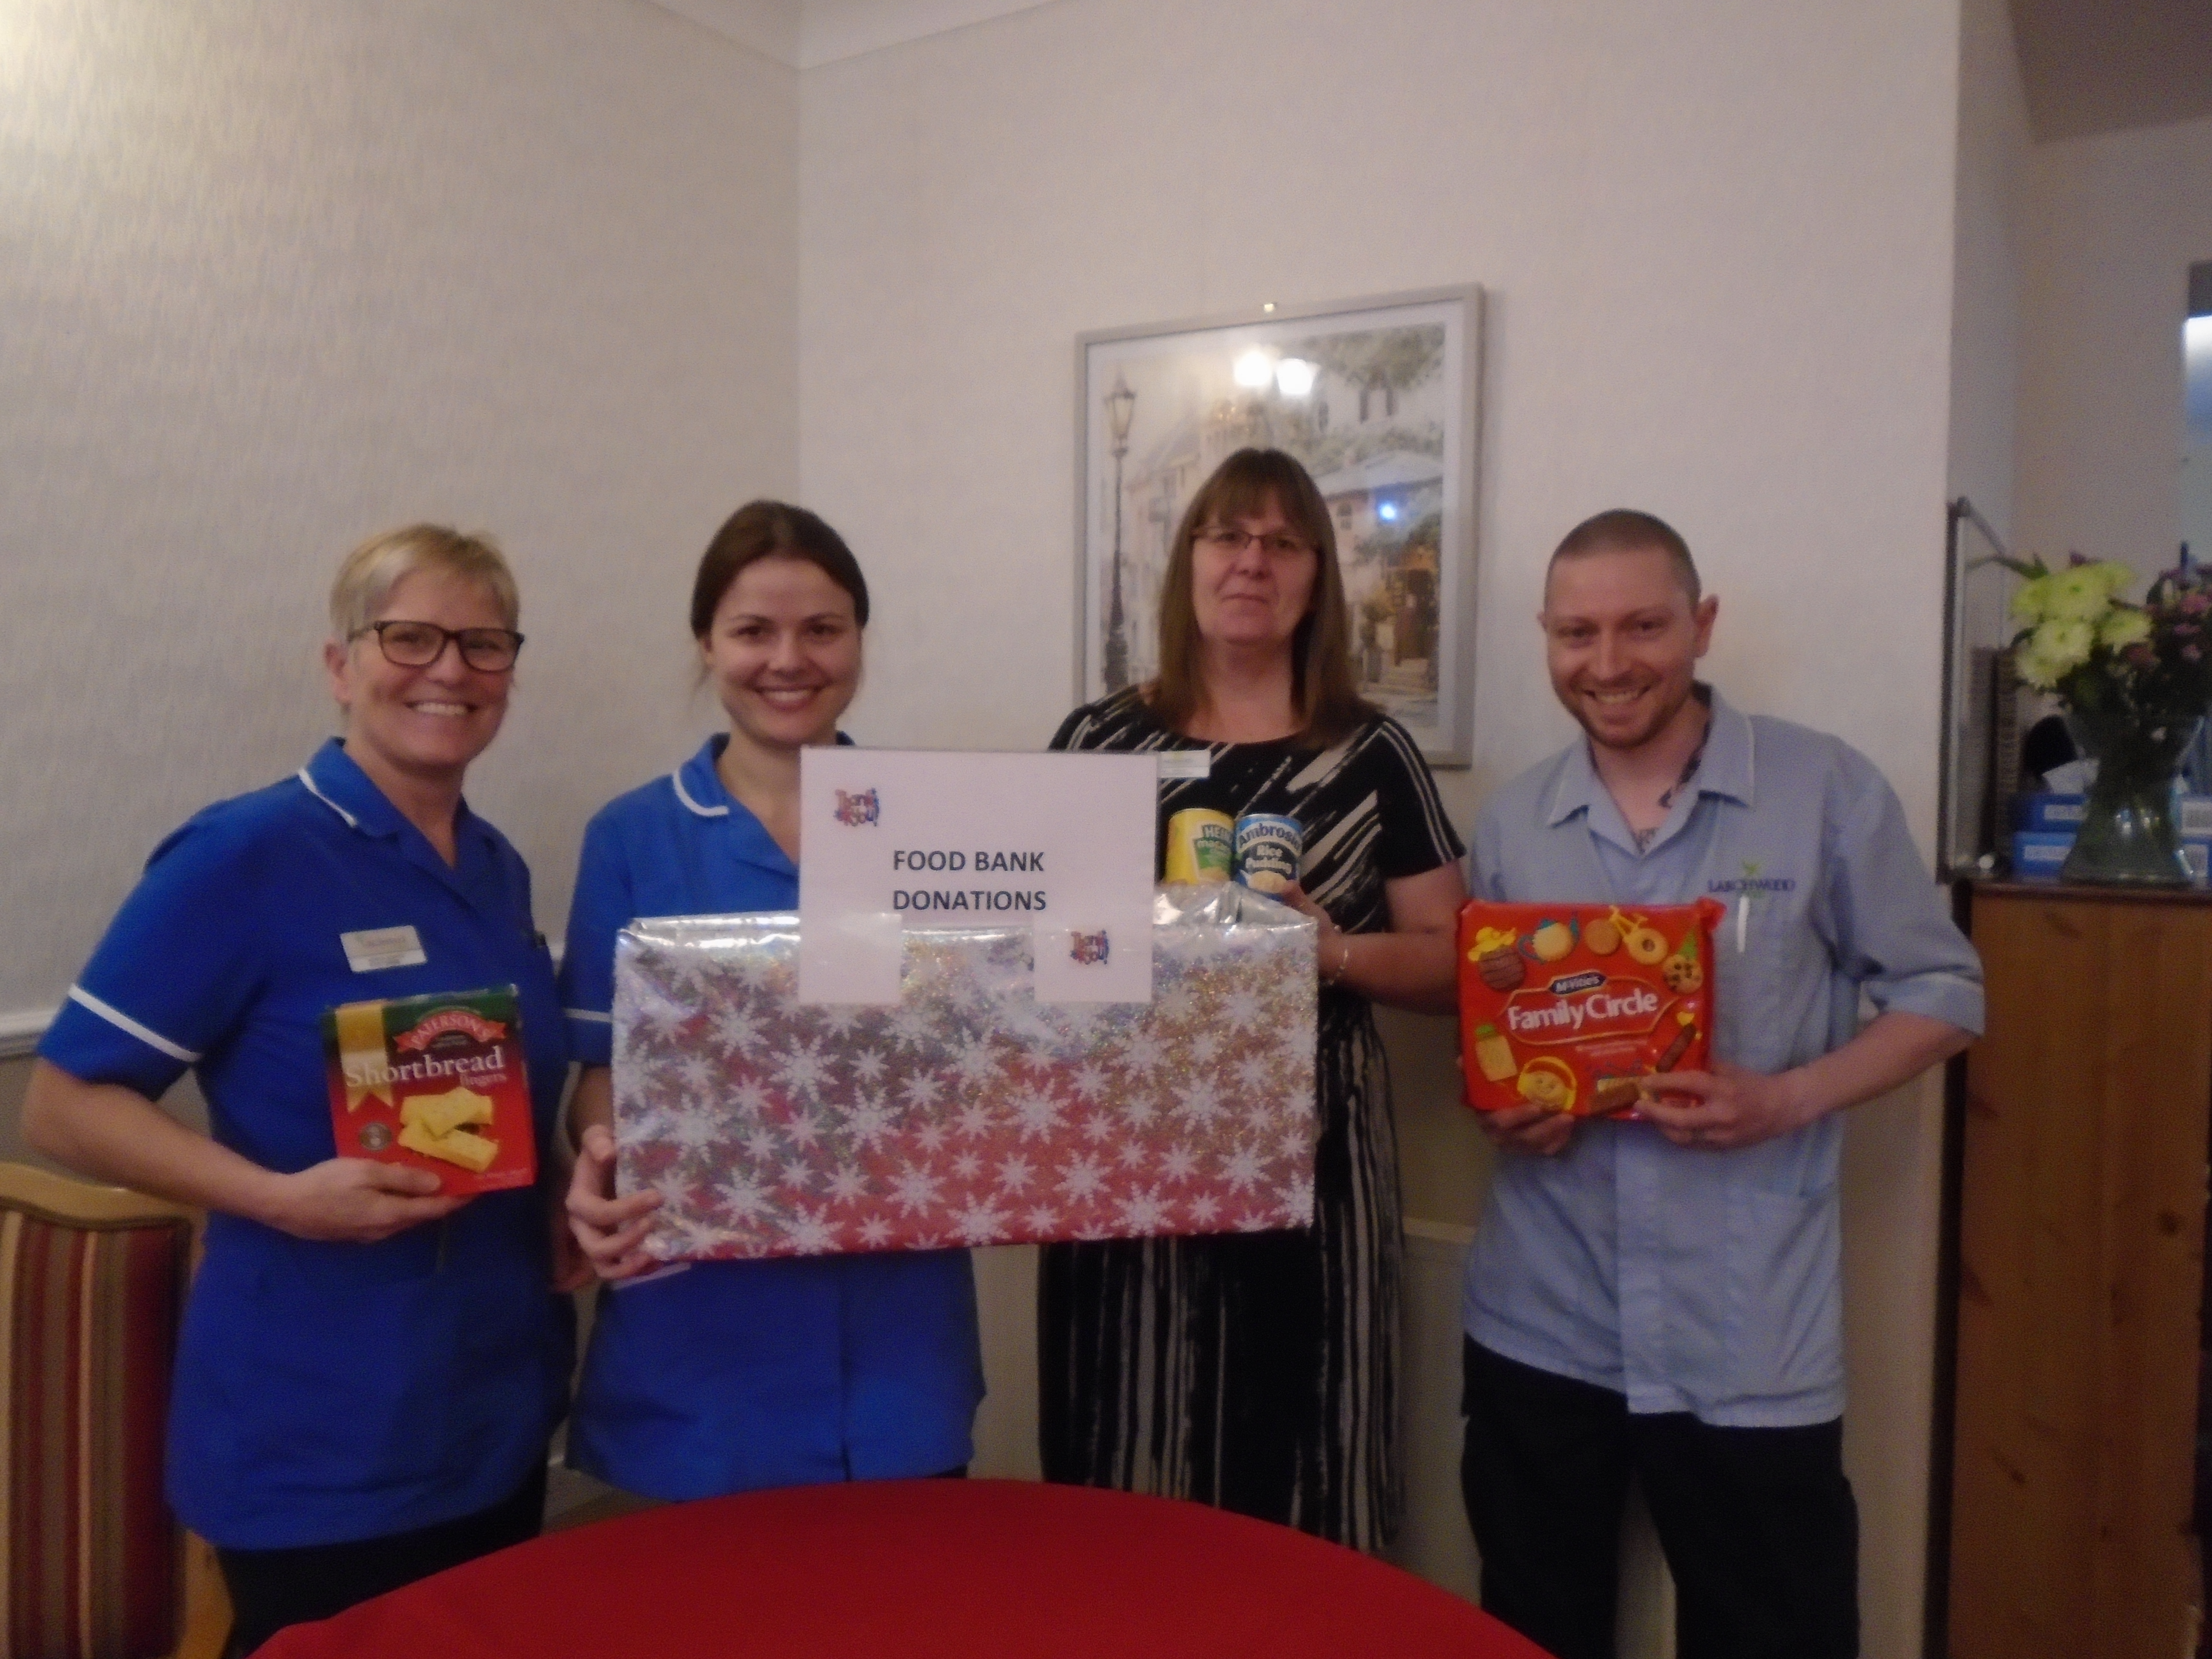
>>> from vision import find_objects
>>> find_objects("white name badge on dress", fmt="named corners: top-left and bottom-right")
top-left (340, 925), bottom-right (427, 973)
top-left (797, 748), bottom-right (1157, 1006)
top-left (1157, 750), bottom-right (1212, 780)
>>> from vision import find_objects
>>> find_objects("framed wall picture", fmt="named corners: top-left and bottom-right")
top-left (1075, 285), bottom-right (1483, 766)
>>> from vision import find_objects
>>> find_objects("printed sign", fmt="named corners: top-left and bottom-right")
top-left (797, 748), bottom-right (1157, 1004)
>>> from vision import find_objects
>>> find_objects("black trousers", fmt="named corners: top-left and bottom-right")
top-left (217, 1461), bottom-right (547, 1657)
top-left (1460, 1340), bottom-right (1858, 1659)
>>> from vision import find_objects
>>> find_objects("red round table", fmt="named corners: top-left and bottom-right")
top-left (258, 1478), bottom-right (1547, 1657)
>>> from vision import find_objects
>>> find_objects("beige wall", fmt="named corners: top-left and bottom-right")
top-left (1949, 0), bottom-right (2031, 536)
top-left (0, 0), bottom-right (801, 1027)
top-left (2017, 114), bottom-right (2212, 580)
top-left (0, 1058), bottom-right (34, 1170)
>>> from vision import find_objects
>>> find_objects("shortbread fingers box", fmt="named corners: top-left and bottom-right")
top-left (322, 987), bottom-right (537, 1192)
top-left (1458, 899), bottom-right (1723, 1118)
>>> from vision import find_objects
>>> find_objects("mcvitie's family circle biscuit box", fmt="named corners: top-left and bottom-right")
top-left (1457, 899), bottom-right (1723, 1119)
top-left (322, 987), bottom-right (536, 1192)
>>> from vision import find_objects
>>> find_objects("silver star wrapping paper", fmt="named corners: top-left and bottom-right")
top-left (612, 885), bottom-right (1318, 1261)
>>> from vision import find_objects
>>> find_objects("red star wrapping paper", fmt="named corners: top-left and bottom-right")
top-left (612, 886), bottom-right (1318, 1260)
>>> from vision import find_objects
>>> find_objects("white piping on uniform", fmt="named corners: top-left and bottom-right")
top-left (670, 770), bottom-right (728, 818)
top-left (66, 987), bottom-right (200, 1063)
top-left (1737, 894), bottom-right (1749, 954)
top-left (296, 766), bottom-right (360, 829)
top-left (564, 1008), bottom-right (613, 1024)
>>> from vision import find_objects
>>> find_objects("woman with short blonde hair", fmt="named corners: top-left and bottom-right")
top-left (25, 524), bottom-right (574, 1651)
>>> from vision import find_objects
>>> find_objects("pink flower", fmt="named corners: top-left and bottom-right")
top-left (2127, 643), bottom-right (2157, 667)
top-left (2187, 643), bottom-right (2205, 662)
top-left (2182, 592), bottom-right (2211, 617)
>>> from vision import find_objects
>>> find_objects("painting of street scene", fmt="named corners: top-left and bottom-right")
top-left (1078, 289), bottom-right (1479, 764)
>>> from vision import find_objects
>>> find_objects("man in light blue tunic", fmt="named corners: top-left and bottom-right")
top-left (1459, 510), bottom-right (1982, 1659)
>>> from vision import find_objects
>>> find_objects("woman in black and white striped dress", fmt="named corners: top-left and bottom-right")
top-left (1038, 448), bottom-right (1465, 1552)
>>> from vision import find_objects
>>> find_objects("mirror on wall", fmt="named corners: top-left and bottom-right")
top-left (2187, 261), bottom-right (2212, 566)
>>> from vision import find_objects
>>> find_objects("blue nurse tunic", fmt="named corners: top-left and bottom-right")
top-left (36, 740), bottom-right (575, 1550)
top-left (559, 735), bottom-right (984, 1499)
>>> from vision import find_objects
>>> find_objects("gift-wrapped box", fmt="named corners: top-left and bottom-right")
top-left (612, 885), bottom-right (1317, 1261)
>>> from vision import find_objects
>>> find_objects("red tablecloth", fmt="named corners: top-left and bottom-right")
top-left (260, 1478), bottom-right (1547, 1657)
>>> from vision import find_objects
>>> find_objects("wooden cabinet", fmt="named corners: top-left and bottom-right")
top-left (1947, 886), bottom-right (2212, 1659)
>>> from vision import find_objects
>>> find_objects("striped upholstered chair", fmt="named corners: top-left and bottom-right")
top-left (0, 1163), bottom-right (228, 1659)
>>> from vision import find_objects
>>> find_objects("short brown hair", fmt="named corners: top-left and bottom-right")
top-left (328, 525), bottom-right (519, 638)
top-left (690, 501), bottom-right (870, 638)
top-left (1149, 448), bottom-right (1373, 747)
top-left (1548, 508), bottom-right (1701, 604)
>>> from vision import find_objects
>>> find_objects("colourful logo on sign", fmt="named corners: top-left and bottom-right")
top-left (1070, 930), bottom-right (1110, 966)
top-left (833, 788), bottom-right (880, 827)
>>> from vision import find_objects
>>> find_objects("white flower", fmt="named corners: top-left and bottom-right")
top-left (2042, 565), bottom-right (2119, 622)
top-left (2014, 617), bottom-right (2095, 688)
top-left (2098, 606), bottom-right (2152, 648)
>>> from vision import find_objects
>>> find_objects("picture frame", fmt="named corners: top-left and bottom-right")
top-left (1936, 497), bottom-right (2027, 878)
top-left (1075, 285), bottom-right (1484, 766)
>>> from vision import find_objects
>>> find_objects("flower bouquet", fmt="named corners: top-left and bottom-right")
top-left (2005, 554), bottom-right (2212, 885)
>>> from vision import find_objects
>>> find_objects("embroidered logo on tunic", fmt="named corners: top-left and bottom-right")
top-left (1069, 930), bottom-right (1110, 966)
top-left (833, 788), bottom-right (880, 827)
top-left (1708, 858), bottom-right (1796, 895)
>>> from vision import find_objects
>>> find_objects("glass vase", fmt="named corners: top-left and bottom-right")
top-left (2058, 708), bottom-right (2200, 887)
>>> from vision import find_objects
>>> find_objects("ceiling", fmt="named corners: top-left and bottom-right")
top-left (2011, 0), bottom-right (2212, 141)
top-left (650, 0), bottom-right (1057, 70)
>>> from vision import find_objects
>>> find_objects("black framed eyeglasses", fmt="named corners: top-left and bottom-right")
top-left (1196, 526), bottom-right (1313, 559)
top-left (351, 620), bottom-right (525, 672)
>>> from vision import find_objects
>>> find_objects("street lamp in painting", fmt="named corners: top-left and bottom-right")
top-left (1103, 372), bottom-right (1137, 691)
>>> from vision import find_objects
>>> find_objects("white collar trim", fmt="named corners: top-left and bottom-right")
top-left (671, 769), bottom-right (729, 818)
top-left (297, 765), bottom-right (361, 830)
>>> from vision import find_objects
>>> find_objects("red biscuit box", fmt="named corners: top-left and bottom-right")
top-left (321, 986), bottom-right (538, 1193)
top-left (1458, 899), bottom-right (1722, 1118)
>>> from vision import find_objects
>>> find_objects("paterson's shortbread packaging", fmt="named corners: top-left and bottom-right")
top-left (322, 987), bottom-right (536, 1192)
top-left (1458, 899), bottom-right (1723, 1119)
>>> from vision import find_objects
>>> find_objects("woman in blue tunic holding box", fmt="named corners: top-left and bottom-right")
top-left (561, 501), bottom-right (984, 1496)
top-left (24, 526), bottom-right (576, 1654)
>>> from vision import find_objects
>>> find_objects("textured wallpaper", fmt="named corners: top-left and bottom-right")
top-left (0, 0), bottom-right (799, 1015)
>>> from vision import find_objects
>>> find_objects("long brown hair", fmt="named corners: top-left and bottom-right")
top-left (1148, 448), bottom-right (1373, 747)
top-left (690, 500), bottom-right (870, 638)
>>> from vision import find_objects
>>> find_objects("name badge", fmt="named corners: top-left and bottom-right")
top-left (341, 926), bottom-right (427, 973)
top-left (1158, 750), bottom-right (1212, 780)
